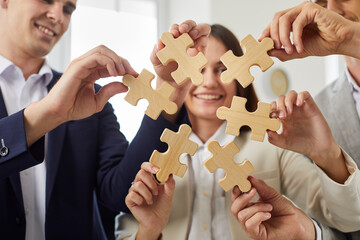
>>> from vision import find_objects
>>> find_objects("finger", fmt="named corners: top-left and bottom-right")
top-left (270, 11), bottom-right (284, 49)
top-left (191, 23), bottom-right (211, 40)
top-left (237, 203), bottom-right (273, 224)
top-left (193, 35), bottom-right (209, 53)
top-left (119, 57), bottom-right (138, 77)
top-left (296, 91), bottom-right (311, 107)
top-left (95, 82), bottom-right (128, 111)
top-left (125, 191), bottom-right (145, 207)
top-left (164, 174), bottom-right (176, 198)
top-left (134, 163), bottom-right (160, 196)
top-left (279, 8), bottom-right (301, 54)
top-left (291, 7), bottom-right (311, 53)
top-left (276, 94), bottom-right (286, 119)
top-left (132, 180), bottom-right (154, 205)
top-left (284, 90), bottom-right (298, 115)
top-left (248, 176), bottom-right (279, 201)
top-left (169, 23), bottom-right (180, 38)
top-left (178, 20), bottom-right (197, 34)
top-left (232, 186), bottom-right (241, 202)
top-left (231, 188), bottom-right (257, 216)
top-left (268, 48), bottom-right (305, 61)
top-left (267, 129), bottom-right (285, 149)
top-left (259, 24), bottom-right (271, 42)
top-left (244, 212), bottom-right (272, 234)
top-left (269, 101), bottom-right (279, 119)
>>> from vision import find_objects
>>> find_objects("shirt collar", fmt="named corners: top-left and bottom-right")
top-left (190, 122), bottom-right (236, 147)
top-left (0, 54), bottom-right (53, 87)
top-left (345, 67), bottom-right (360, 93)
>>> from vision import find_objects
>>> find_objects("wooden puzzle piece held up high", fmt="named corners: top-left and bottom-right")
top-left (217, 96), bottom-right (280, 141)
top-left (150, 124), bottom-right (198, 182)
top-left (123, 69), bottom-right (178, 120)
top-left (220, 34), bottom-right (274, 88)
top-left (156, 32), bottom-right (208, 86)
top-left (204, 140), bottom-right (254, 192)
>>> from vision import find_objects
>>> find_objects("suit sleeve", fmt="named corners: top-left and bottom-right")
top-left (279, 148), bottom-right (360, 232)
top-left (0, 110), bottom-right (45, 179)
top-left (95, 100), bottom-right (189, 212)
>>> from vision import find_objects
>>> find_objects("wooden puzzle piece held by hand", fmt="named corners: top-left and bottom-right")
top-left (156, 32), bottom-right (208, 86)
top-left (220, 34), bottom-right (274, 88)
top-left (123, 69), bottom-right (178, 120)
top-left (150, 124), bottom-right (198, 182)
top-left (217, 96), bottom-right (280, 141)
top-left (204, 140), bottom-right (254, 192)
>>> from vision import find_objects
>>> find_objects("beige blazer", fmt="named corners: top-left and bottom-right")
top-left (116, 134), bottom-right (360, 240)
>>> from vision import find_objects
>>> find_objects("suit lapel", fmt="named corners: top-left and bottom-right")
top-left (45, 70), bottom-right (67, 209)
top-left (0, 89), bottom-right (24, 206)
top-left (330, 74), bottom-right (360, 162)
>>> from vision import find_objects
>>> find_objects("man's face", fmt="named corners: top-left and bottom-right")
top-left (315, 0), bottom-right (360, 22)
top-left (5, 0), bottom-right (76, 57)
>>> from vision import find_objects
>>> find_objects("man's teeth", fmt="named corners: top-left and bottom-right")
top-left (38, 26), bottom-right (55, 36)
top-left (196, 94), bottom-right (221, 100)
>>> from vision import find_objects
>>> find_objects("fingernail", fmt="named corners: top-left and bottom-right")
top-left (285, 46), bottom-right (292, 54)
top-left (265, 212), bottom-right (271, 218)
top-left (152, 166), bottom-right (159, 173)
top-left (182, 23), bottom-right (190, 31)
top-left (189, 29), bottom-right (199, 38)
top-left (279, 111), bottom-right (285, 118)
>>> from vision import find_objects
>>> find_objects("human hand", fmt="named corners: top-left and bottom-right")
top-left (268, 91), bottom-right (349, 183)
top-left (231, 176), bottom-right (315, 240)
top-left (24, 45), bottom-right (137, 146)
top-left (150, 20), bottom-right (211, 115)
top-left (259, 1), bottom-right (360, 60)
top-left (125, 162), bottom-right (175, 240)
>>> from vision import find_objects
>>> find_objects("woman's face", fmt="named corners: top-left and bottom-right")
top-left (185, 36), bottom-right (237, 122)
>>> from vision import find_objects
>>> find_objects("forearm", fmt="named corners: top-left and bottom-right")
top-left (24, 100), bottom-right (65, 146)
top-left (310, 143), bottom-right (349, 184)
top-left (136, 226), bottom-right (162, 240)
top-left (339, 21), bottom-right (360, 59)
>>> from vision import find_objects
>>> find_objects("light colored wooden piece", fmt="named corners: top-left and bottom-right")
top-left (220, 34), bottom-right (274, 88)
top-left (217, 96), bottom-right (280, 141)
top-left (156, 32), bottom-right (208, 86)
top-left (204, 140), bottom-right (254, 192)
top-left (123, 68), bottom-right (178, 120)
top-left (150, 124), bottom-right (198, 182)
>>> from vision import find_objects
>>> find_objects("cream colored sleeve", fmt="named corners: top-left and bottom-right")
top-left (279, 148), bottom-right (360, 232)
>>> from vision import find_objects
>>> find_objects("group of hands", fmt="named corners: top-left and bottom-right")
top-left (30, 2), bottom-right (358, 239)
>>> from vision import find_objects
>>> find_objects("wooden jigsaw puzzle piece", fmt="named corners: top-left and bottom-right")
top-left (156, 32), bottom-right (207, 86)
top-left (204, 140), bottom-right (254, 192)
top-left (123, 69), bottom-right (178, 120)
top-left (216, 96), bottom-right (280, 141)
top-left (149, 124), bottom-right (198, 182)
top-left (220, 34), bottom-right (274, 88)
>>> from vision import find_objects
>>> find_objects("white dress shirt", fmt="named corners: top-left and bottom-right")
top-left (187, 123), bottom-right (233, 240)
top-left (345, 67), bottom-right (360, 120)
top-left (0, 54), bottom-right (52, 240)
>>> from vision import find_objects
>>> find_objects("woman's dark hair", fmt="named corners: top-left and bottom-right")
top-left (210, 24), bottom-right (259, 112)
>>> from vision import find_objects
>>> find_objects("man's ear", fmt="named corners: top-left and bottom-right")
top-left (0, 0), bottom-right (8, 9)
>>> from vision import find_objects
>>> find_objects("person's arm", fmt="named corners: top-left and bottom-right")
top-left (231, 176), bottom-right (316, 240)
top-left (260, 1), bottom-right (360, 61)
top-left (268, 91), bottom-right (349, 184)
top-left (24, 45), bottom-right (135, 146)
top-left (150, 20), bottom-right (210, 122)
top-left (125, 162), bottom-right (174, 240)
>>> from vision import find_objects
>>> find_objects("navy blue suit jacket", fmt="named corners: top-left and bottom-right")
top-left (0, 70), bottom-right (188, 240)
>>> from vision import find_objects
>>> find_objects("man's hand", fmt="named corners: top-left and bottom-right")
top-left (24, 45), bottom-right (137, 146)
top-left (260, 1), bottom-right (360, 60)
top-left (231, 176), bottom-right (315, 240)
top-left (268, 91), bottom-right (349, 184)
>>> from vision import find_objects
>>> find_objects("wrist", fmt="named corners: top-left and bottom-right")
top-left (340, 21), bottom-right (360, 59)
top-left (136, 225), bottom-right (162, 240)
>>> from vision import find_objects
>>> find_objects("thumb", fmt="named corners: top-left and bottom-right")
top-left (249, 176), bottom-right (278, 201)
top-left (164, 174), bottom-right (176, 198)
top-left (95, 82), bottom-right (128, 111)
